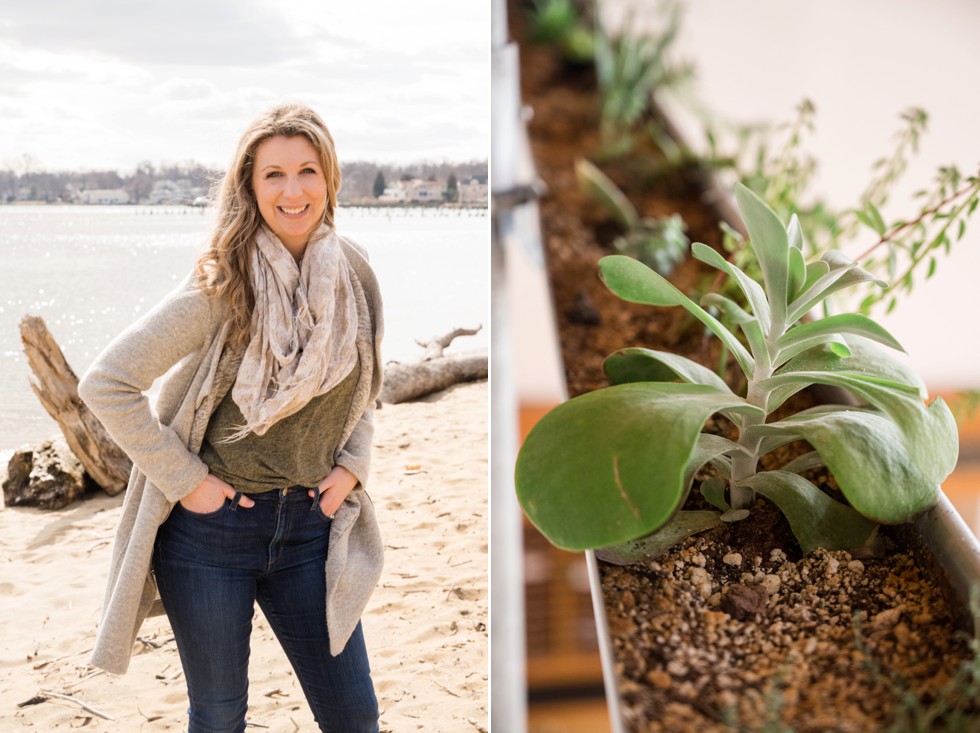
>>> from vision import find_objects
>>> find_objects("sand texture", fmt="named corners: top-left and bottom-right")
top-left (0, 381), bottom-right (488, 732)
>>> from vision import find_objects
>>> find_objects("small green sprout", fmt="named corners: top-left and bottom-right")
top-left (515, 183), bottom-right (958, 560)
top-left (576, 158), bottom-right (688, 275)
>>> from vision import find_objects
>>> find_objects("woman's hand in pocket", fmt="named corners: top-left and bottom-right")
top-left (180, 473), bottom-right (254, 513)
top-left (309, 466), bottom-right (358, 518)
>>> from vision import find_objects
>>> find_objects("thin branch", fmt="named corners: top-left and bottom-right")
top-left (431, 676), bottom-right (462, 698)
top-left (37, 690), bottom-right (114, 721)
top-left (855, 179), bottom-right (978, 262)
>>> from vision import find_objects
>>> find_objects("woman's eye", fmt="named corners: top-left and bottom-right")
top-left (265, 171), bottom-right (282, 179)
top-left (301, 167), bottom-right (318, 174)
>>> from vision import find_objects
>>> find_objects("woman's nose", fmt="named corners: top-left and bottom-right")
top-left (283, 175), bottom-right (302, 197)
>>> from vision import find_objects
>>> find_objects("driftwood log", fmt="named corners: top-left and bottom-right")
top-left (19, 315), bottom-right (131, 495)
top-left (379, 326), bottom-right (488, 404)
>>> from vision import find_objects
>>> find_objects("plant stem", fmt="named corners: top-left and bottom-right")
top-left (730, 363), bottom-right (773, 509)
top-left (730, 325), bottom-right (781, 510)
top-left (888, 191), bottom-right (975, 291)
top-left (855, 179), bottom-right (978, 262)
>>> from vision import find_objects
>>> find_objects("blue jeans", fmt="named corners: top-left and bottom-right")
top-left (153, 487), bottom-right (379, 733)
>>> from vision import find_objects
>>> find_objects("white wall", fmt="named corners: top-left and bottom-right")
top-left (601, 0), bottom-right (980, 392)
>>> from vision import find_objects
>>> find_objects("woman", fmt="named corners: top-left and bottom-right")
top-left (78, 103), bottom-right (384, 733)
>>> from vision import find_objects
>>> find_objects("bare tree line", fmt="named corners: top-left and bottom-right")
top-left (0, 157), bottom-right (487, 204)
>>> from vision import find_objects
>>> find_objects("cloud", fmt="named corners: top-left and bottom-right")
top-left (0, 44), bottom-right (150, 86)
top-left (0, 0), bottom-right (488, 169)
top-left (153, 78), bottom-right (219, 101)
top-left (0, 0), bottom-right (311, 67)
top-left (148, 85), bottom-right (280, 122)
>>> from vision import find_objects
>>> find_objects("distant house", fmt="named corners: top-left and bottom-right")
top-left (149, 180), bottom-right (183, 204)
top-left (460, 178), bottom-right (488, 205)
top-left (379, 184), bottom-right (408, 203)
top-left (377, 179), bottom-right (445, 204)
top-left (79, 189), bottom-right (130, 205)
top-left (407, 179), bottom-right (445, 203)
top-left (147, 179), bottom-right (208, 205)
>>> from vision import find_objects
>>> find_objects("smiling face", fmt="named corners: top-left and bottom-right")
top-left (251, 134), bottom-right (329, 257)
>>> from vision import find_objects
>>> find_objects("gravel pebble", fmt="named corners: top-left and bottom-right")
top-left (760, 574), bottom-right (781, 596)
top-left (722, 552), bottom-right (742, 567)
top-left (873, 607), bottom-right (902, 629)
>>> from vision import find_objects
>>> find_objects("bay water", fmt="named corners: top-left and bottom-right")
top-left (0, 205), bottom-right (488, 448)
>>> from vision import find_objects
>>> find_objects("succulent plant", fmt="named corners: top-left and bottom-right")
top-left (516, 183), bottom-right (958, 560)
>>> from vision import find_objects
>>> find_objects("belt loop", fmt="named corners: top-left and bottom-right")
top-left (229, 490), bottom-right (243, 511)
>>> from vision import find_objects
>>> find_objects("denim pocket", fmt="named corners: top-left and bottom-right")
top-left (176, 498), bottom-right (230, 520)
top-left (312, 498), bottom-right (334, 525)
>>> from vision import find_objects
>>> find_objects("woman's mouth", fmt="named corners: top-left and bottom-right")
top-left (278, 204), bottom-right (309, 218)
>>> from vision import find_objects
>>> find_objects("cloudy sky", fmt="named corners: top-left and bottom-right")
top-left (0, 0), bottom-right (488, 172)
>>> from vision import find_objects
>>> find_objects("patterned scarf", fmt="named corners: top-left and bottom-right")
top-left (223, 224), bottom-right (359, 441)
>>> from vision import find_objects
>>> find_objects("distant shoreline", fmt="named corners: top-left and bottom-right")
top-left (0, 200), bottom-right (488, 210)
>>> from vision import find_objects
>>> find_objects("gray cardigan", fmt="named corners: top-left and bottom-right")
top-left (78, 238), bottom-right (384, 675)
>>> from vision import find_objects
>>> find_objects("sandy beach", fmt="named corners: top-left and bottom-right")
top-left (0, 380), bottom-right (488, 732)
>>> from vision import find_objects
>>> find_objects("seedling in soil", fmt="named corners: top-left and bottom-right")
top-left (576, 158), bottom-right (688, 276)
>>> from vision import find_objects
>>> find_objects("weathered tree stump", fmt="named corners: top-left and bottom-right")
top-left (19, 315), bottom-right (131, 495)
top-left (379, 325), bottom-right (488, 404)
top-left (3, 438), bottom-right (88, 509)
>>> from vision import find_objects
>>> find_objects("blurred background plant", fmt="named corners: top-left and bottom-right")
top-left (593, 1), bottom-right (694, 157)
top-left (527, 0), bottom-right (595, 64)
top-left (708, 101), bottom-right (980, 318)
top-left (575, 158), bottom-right (688, 275)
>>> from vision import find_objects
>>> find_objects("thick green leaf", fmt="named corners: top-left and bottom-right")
top-left (827, 339), bottom-right (852, 358)
top-left (738, 471), bottom-right (878, 553)
top-left (600, 255), bottom-right (755, 376)
top-left (766, 336), bottom-right (923, 412)
top-left (789, 246), bottom-right (807, 300)
top-left (700, 477), bottom-right (729, 511)
top-left (771, 372), bottom-right (956, 478)
top-left (779, 450), bottom-right (825, 475)
top-left (595, 511), bottom-right (723, 565)
top-left (515, 382), bottom-right (762, 550)
top-left (797, 258), bottom-right (830, 299)
top-left (777, 336), bottom-right (926, 397)
top-left (787, 214), bottom-right (806, 298)
top-left (745, 404), bottom-right (849, 448)
top-left (604, 347), bottom-right (731, 391)
top-left (604, 349), bottom-right (755, 430)
top-left (787, 252), bottom-right (887, 323)
top-left (701, 291), bottom-right (753, 324)
top-left (774, 313), bottom-right (905, 366)
top-left (701, 293), bottom-right (769, 369)
top-left (685, 433), bottom-right (740, 485)
top-left (757, 431), bottom-right (803, 457)
top-left (691, 241), bottom-right (772, 331)
top-left (752, 406), bottom-right (955, 524)
top-left (787, 214), bottom-right (804, 250)
top-left (734, 182), bottom-right (790, 328)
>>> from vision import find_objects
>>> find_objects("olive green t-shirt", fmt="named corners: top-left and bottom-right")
top-left (198, 362), bottom-right (360, 493)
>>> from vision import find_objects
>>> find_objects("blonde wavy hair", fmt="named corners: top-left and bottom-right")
top-left (195, 103), bottom-right (342, 345)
